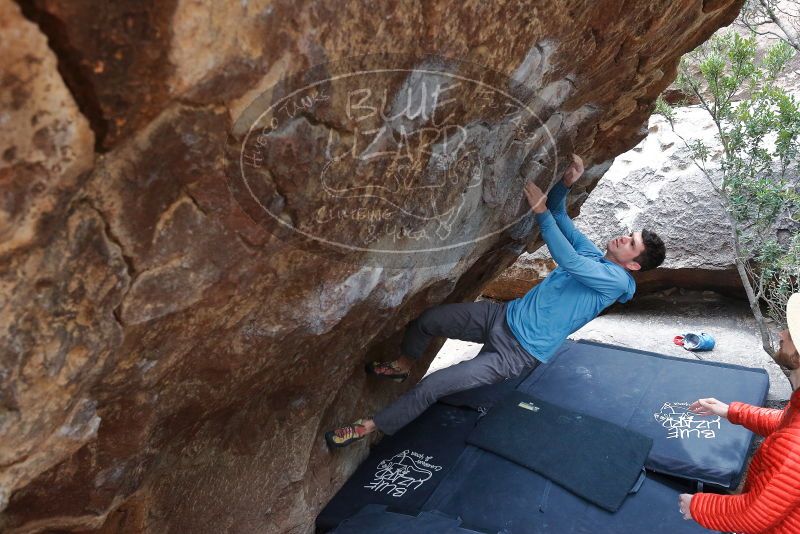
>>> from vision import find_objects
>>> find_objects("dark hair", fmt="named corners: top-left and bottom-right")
top-left (634, 229), bottom-right (666, 271)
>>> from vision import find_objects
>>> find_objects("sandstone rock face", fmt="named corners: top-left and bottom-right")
top-left (0, 1), bottom-right (742, 532)
top-left (0, 0), bottom-right (100, 512)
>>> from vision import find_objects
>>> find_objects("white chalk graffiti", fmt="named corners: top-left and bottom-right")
top-left (653, 402), bottom-right (721, 440)
top-left (364, 450), bottom-right (442, 497)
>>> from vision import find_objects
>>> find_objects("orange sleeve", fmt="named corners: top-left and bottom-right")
top-left (690, 434), bottom-right (800, 532)
top-left (728, 401), bottom-right (784, 437)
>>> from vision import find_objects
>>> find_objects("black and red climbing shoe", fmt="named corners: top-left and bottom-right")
top-left (365, 360), bottom-right (410, 383)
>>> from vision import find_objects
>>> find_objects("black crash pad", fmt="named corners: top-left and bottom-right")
top-left (331, 504), bottom-right (488, 534)
top-left (316, 403), bottom-right (479, 532)
top-left (466, 391), bottom-right (652, 512)
top-left (423, 445), bottom-right (714, 534)
top-left (517, 339), bottom-right (769, 488)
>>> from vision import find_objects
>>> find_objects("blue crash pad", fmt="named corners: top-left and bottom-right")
top-left (331, 504), bottom-right (487, 534)
top-left (318, 340), bottom-right (763, 532)
top-left (517, 339), bottom-right (769, 488)
top-left (467, 391), bottom-right (652, 512)
top-left (316, 403), bottom-right (479, 531)
top-left (423, 445), bottom-right (713, 534)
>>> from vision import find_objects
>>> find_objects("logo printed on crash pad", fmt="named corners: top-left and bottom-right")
top-left (653, 402), bottom-right (721, 439)
top-left (364, 450), bottom-right (442, 497)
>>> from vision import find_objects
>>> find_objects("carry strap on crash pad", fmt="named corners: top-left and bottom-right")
top-left (466, 391), bottom-right (653, 512)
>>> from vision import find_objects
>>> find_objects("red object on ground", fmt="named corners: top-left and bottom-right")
top-left (690, 388), bottom-right (800, 533)
top-left (673, 335), bottom-right (685, 346)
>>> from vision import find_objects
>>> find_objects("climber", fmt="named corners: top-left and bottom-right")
top-left (325, 153), bottom-right (667, 448)
top-left (679, 293), bottom-right (800, 534)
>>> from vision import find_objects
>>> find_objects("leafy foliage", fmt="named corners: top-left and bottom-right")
top-left (655, 30), bottom-right (799, 355)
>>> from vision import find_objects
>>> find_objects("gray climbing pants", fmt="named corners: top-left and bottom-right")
top-left (373, 300), bottom-right (541, 435)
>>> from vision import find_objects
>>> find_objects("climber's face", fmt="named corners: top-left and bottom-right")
top-left (606, 231), bottom-right (644, 270)
top-left (774, 329), bottom-right (799, 370)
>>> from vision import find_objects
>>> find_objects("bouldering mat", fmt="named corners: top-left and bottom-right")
top-left (316, 403), bottom-right (479, 531)
top-left (423, 445), bottom-right (714, 533)
top-left (466, 391), bottom-right (652, 512)
top-left (331, 504), bottom-right (489, 533)
top-left (517, 339), bottom-right (769, 488)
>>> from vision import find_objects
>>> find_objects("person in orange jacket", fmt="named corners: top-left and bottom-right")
top-left (678, 292), bottom-right (800, 533)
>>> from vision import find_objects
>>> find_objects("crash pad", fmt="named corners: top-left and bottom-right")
top-left (316, 403), bottom-right (479, 531)
top-left (466, 391), bottom-right (652, 512)
top-left (517, 339), bottom-right (769, 488)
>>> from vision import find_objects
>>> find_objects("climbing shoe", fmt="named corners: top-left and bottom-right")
top-left (325, 420), bottom-right (368, 449)
top-left (674, 332), bottom-right (716, 351)
top-left (365, 360), bottom-right (410, 382)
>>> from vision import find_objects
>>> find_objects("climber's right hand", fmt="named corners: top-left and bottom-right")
top-left (524, 182), bottom-right (548, 214)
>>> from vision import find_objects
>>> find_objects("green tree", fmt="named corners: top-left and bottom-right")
top-left (739, 0), bottom-right (800, 52)
top-left (655, 31), bottom-right (799, 357)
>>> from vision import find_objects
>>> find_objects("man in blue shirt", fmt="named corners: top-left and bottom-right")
top-left (326, 155), bottom-right (666, 448)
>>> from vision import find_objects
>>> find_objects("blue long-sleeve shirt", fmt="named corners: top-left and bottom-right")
top-left (505, 181), bottom-right (636, 362)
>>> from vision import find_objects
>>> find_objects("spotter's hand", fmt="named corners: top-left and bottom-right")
top-left (679, 493), bottom-right (694, 520)
top-left (689, 398), bottom-right (729, 419)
